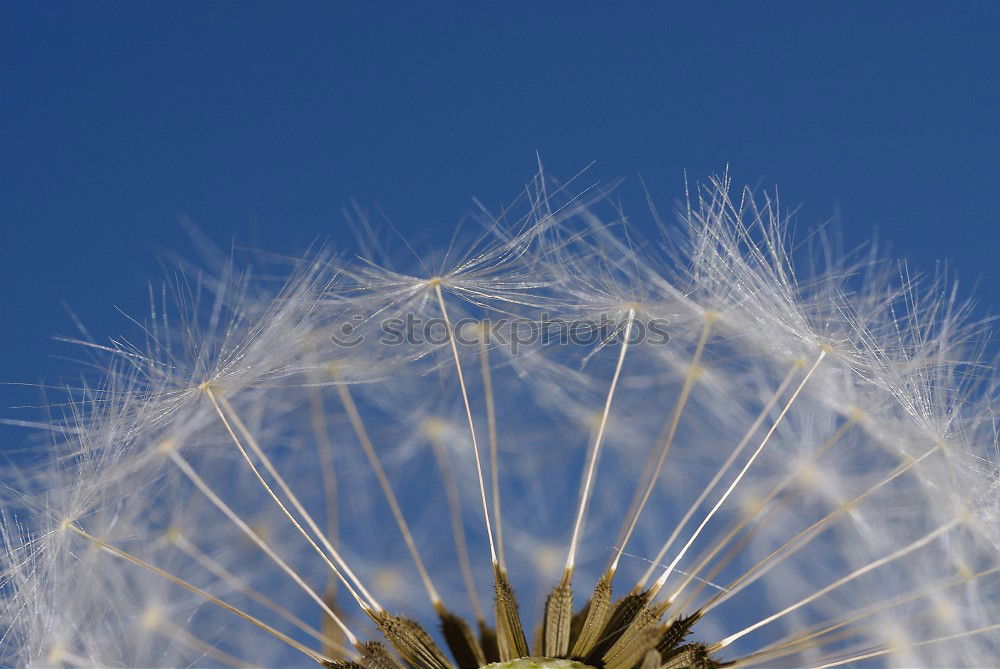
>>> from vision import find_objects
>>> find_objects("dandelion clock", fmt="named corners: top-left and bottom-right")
top-left (2, 171), bottom-right (998, 669)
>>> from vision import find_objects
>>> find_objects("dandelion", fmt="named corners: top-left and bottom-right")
top-left (2, 169), bottom-right (998, 669)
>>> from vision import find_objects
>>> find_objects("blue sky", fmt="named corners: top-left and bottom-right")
top-left (2, 2), bottom-right (998, 429)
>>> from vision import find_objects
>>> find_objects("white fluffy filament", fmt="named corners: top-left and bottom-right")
top-left (567, 307), bottom-right (636, 572)
top-left (434, 282), bottom-right (498, 566)
top-left (717, 517), bottom-right (961, 649)
top-left (658, 350), bottom-right (826, 597)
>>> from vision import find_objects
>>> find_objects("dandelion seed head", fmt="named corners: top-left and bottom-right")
top-left (2, 169), bottom-right (998, 669)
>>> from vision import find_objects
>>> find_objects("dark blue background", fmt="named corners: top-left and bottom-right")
top-left (2, 2), bottom-right (998, 434)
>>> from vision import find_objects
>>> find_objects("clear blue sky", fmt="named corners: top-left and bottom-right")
top-left (2, 2), bottom-right (998, 428)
